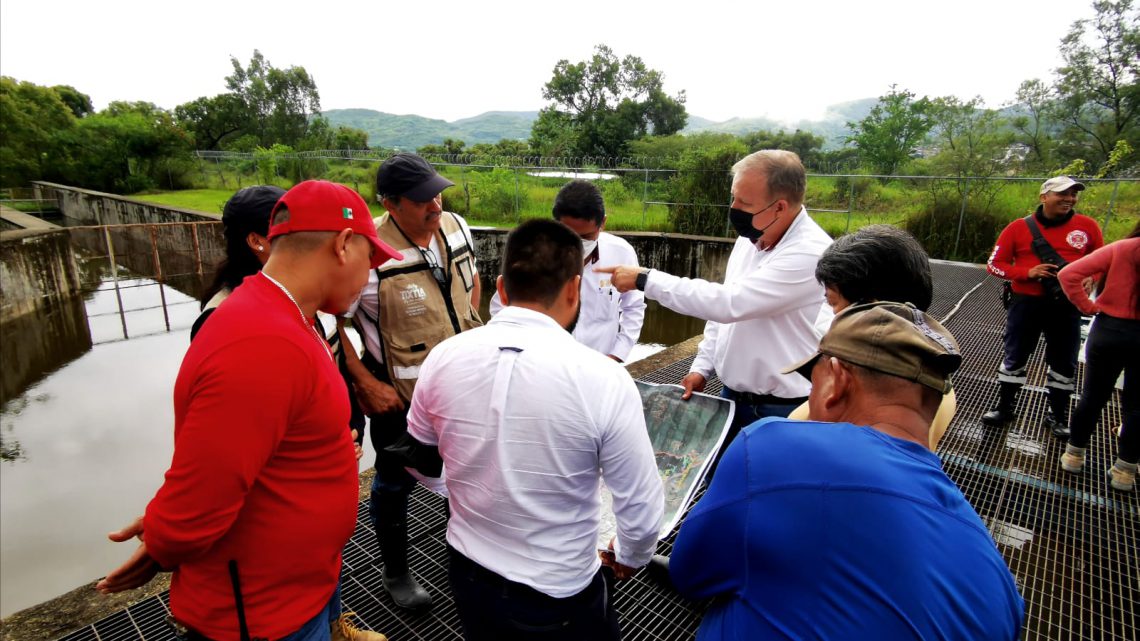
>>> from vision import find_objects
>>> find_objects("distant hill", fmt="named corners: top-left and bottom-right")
top-left (324, 98), bottom-right (879, 151)
top-left (322, 109), bottom-right (537, 149)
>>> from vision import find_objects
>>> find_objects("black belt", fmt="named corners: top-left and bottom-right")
top-left (722, 387), bottom-right (807, 406)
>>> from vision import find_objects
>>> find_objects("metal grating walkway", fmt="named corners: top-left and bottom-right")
top-left (58, 262), bottom-right (1136, 641)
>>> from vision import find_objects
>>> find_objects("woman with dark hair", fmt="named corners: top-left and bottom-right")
top-left (1058, 220), bottom-right (1140, 492)
top-left (192, 185), bottom-right (285, 340)
top-left (790, 225), bottom-right (956, 451)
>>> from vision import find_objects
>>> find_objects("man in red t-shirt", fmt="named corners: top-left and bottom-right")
top-left (96, 181), bottom-right (400, 641)
top-left (982, 176), bottom-right (1104, 436)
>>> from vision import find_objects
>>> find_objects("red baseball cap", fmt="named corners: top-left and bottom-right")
top-left (268, 180), bottom-right (401, 268)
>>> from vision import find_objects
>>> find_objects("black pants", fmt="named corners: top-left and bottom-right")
top-left (1068, 315), bottom-right (1139, 463)
top-left (999, 294), bottom-right (1081, 388)
top-left (447, 546), bottom-right (621, 641)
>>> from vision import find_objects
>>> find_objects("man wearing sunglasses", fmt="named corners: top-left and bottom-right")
top-left (340, 153), bottom-right (482, 611)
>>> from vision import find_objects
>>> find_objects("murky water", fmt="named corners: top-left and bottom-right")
top-left (0, 268), bottom-right (704, 617)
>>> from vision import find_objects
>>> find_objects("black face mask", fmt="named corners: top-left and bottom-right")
top-left (728, 199), bottom-right (780, 242)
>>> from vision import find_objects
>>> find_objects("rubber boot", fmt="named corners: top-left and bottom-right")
top-left (375, 497), bottom-right (432, 610)
top-left (982, 383), bottom-right (1019, 426)
top-left (1044, 390), bottom-right (1072, 439)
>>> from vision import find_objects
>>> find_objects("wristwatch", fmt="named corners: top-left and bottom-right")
top-left (635, 269), bottom-right (650, 291)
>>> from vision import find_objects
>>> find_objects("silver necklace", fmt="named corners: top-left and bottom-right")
top-left (261, 272), bottom-right (334, 362)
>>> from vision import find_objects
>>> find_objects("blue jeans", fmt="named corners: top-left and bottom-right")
top-left (277, 583), bottom-right (342, 641)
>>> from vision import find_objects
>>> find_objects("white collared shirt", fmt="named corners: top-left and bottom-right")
top-left (490, 232), bottom-right (646, 361)
top-left (406, 306), bottom-right (664, 598)
top-left (644, 207), bottom-right (833, 398)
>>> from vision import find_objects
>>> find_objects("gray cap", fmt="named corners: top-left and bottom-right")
top-left (1040, 176), bottom-right (1086, 195)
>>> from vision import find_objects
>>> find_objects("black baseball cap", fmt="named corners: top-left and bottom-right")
top-left (375, 153), bottom-right (455, 202)
top-left (221, 185), bottom-right (286, 242)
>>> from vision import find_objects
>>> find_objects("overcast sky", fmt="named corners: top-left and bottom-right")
top-left (1, 0), bottom-right (1092, 125)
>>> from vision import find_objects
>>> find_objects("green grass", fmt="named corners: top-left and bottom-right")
top-left (141, 161), bottom-right (1138, 252)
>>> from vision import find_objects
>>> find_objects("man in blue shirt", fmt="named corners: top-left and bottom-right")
top-left (670, 302), bottom-right (1024, 640)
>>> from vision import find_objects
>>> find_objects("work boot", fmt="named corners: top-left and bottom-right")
top-left (331, 612), bottom-right (387, 641)
top-left (382, 569), bottom-right (432, 610)
top-left (982, 383), bottom-right (1019, 426)
top-left (1043, 413), bottom-right (1071, 440)
top-left (1045, 390), bottom-right (1072, 439)
top-left (644, 554), bottom-right (673, 589)
top-left (1107, 459), bottom-right (1137, 492)
top-left (1060, 445), bottom-right (1086, 473)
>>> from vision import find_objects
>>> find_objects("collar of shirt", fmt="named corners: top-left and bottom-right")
top-left (488, 305), bottom-right (570, 334)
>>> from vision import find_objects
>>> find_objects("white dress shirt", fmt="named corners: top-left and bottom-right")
top-left (490, 232), bottom-right (646, 361)
top-left (406, 306), bottom-right (664, 598)
top-left (644, 207), bottom-right (833, 398)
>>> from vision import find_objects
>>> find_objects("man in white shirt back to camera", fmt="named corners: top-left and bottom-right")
top-left (405, 218), bottom-right (665, 641)
top-left (491, 179), bottom-right (646, 362)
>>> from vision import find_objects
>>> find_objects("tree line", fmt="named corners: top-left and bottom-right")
top-left (0, 50), bottom-right (370, 192)
top-left (1, 1), bottom-right (1134, 197)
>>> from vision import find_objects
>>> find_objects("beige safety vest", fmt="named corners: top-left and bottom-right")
top-left (371, 211), bottom-right (482, 403)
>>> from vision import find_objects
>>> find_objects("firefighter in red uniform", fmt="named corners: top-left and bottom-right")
top-left (982, 176), bottom-right (1104, 436)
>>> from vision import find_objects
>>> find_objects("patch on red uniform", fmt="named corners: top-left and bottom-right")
top-left (1066, 230), bottom-right (1089, 249)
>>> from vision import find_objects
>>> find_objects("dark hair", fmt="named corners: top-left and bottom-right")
top-left (1128, 219), bottom-right (1140, 239)
top-left (501, 219), bottom-right (582, 306)
top-left (815, 225), bottom-right (933, 311)
top-left (552, 180), bottom-right (605, 226)
top-left (200, 185), bottom-right (284, 308)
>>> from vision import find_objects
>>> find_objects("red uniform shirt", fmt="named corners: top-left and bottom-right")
top-left (1059, 238), bottom-right (1140, 319)
top-left (144, 274), bottom-right (358, 640)
top-left (987, 209), bottom-right (1104, 296)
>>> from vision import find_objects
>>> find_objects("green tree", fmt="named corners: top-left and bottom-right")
top-left (333, 126), bottom-right (369, 150)
top-left (1008, 79), bottom-right (1057, 168)
top-left (174, 93), bottom-right (249, 150)
top-left (226, 50), bottom-right (321, 148)
top-left (56, 102), bottom-right (193, 192)
top-left (1053, 0), bottom-right (1139, 171)
top-left (740, 129), bottom-right (825, 167)
top-left (846, 85), bottom-right (934, 175)
top-left (0, 77), bottom-right (77, 186)
top-left (531, 44), bottom-right (687, 158)
top-left (51, 85), bottom-right (93, 118)
top-left (666, 139), bottom-right (748, 237)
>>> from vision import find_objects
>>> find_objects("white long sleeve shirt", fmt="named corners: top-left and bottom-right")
top-left (406, 306), bottom-right (664, 598)
top-left (490, 232), bottom-right (646, 361)
top-left (644, 207), bottom-right (833, 398)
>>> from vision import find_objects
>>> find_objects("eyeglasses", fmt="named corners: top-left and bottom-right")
top-left (421, 249), bottom-right (448, 286)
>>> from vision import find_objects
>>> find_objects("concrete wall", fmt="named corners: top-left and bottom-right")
top-left (0, 229), bottom-right (82, 321)
top-left (24, 182), bottom-right (737, 300)
top-left (470, 227), bottom-right (735, 282)
top-left (32, 181), bottom-right (217, 226)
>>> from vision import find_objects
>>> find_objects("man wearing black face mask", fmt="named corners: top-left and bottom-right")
top-left (599, 150), bottom-right (832, 441)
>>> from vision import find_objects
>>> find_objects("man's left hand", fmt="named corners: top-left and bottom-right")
top-left (594, 266), bottom-right (643, 293)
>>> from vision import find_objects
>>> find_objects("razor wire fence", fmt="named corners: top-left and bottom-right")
top-left (180, 150), bottom-right (1140, 262)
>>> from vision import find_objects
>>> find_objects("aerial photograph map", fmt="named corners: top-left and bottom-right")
top-left (597, 380), bottom-right (734, 546)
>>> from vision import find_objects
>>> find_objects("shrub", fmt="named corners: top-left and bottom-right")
top-left (666, 140), bottom-right (747, 237)
top-left (902, 191), bottom-right (1010, 262)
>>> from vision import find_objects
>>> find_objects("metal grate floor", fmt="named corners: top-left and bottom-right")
top-left (58, 262), bottom-right (1136, 641)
